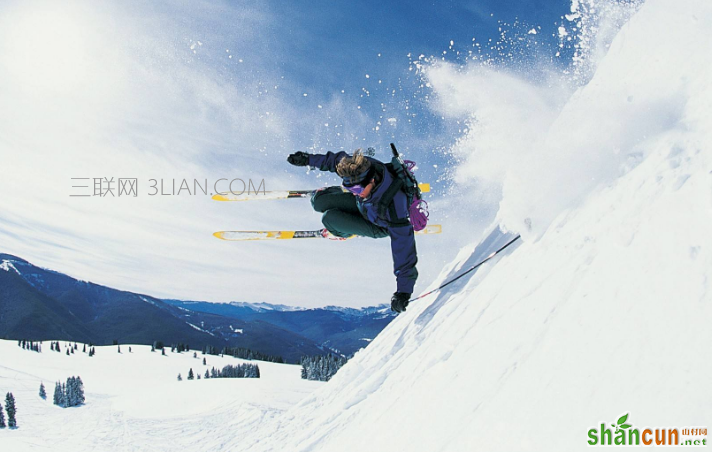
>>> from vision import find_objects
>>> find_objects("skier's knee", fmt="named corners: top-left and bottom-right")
top-left (321, 210), bottom-right (349, 238)
top-left (311, 189), bottom-right (330, 212)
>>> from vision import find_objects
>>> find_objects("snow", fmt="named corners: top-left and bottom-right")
top-left (0, 259), bottom-right (20, 275)
top-left (186, 322), bottom-right (215, 336)
top-left (139, 296), bottom-right (159, 308)
top-left (2, 0), bottom-right (711, 450)
top-left (0, 341), bottom-right (321, 451)
top-left (229, 325), bottom-right (244, 334)
top-left (229, 301), bottom-right (305, 312)
top-left (222, 0), bottom-right (709, 450)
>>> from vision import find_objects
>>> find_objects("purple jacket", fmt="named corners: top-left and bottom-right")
top-left (308, 151), bottom-right (418, 294)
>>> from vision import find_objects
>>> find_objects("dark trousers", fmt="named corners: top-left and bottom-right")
top-left (311, 187), bottom-right (389, 239)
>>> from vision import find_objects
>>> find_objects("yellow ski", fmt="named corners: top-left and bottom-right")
top-left (213, 225), bottom-right (442, 241)
top-left (212, 184), bottom-right (430, 202)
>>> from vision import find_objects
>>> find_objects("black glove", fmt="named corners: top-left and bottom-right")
top-left (287, 152), bottom-right (309, 167)
top-left (391, 292), bottom-right (411, 313)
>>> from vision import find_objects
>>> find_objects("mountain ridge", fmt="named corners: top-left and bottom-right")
top-left (0, 253), bottom-right (395, 361)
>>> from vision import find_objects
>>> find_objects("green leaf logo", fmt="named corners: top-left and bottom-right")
top-left (612, 413), bottom-right (631, 433)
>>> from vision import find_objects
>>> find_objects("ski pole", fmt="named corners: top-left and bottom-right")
top-left (410, 234), bottom-right (521, 302)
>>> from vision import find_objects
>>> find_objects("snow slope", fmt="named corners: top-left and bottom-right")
top-left (215, 0), bottom-right (711, 450)
top-left (0, 341), bottom-right (321, 451)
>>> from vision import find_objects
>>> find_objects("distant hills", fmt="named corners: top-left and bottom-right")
top-left (0, 253), bottom-right (395, 363)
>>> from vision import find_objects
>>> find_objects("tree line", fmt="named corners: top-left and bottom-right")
top-left (15, 338), bottom-right (284, 364)
top-left (178, 364), bottom-right (260, 381)
top-left (300, 354), bottom-right (348, 382)
top-left (202, 345), bottom-right (284, 363)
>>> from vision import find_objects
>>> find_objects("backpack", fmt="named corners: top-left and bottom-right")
top-left (378, 143), bottom-right (429, 231)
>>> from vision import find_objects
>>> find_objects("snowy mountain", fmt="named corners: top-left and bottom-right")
top-left (229, 301), bottom-right (305, 312)
top-left (164, 299), bottom-right (397, 356)
top-left (0, 254), bottom-right (323, 361)
top-left (1, 254), bottom-right (395, 360)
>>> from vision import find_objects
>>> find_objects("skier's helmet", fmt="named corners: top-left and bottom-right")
top-left (337, 149), bottom-right (374, 187)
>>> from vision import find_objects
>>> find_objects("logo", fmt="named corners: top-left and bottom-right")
top-left (587, 413), bottom-right (707, 446)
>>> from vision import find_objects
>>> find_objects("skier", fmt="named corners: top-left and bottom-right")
top-left (287, 149), bottom-right (417, 313)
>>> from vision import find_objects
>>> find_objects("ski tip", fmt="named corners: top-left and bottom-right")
top-left (418, 183), bottom-right (430, 193)
top-left (212, 193), bottom-right (250, 201)
top-left (213, 231), bottom-right (226, 240)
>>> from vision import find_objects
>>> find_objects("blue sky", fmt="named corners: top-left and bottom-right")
top-left (0, 0), bottom-right (576, 307)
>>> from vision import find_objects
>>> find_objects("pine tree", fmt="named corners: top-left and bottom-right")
top-left (53, 382), bottom-right (62, 406)
top-left (203, 357), bottom-right (206, 365)
top-left (67, 377), bottom-right (77, 407)
top-left (204, 370), bottom-right (209, 379)
top-left (61, 383), bottom-right (68, 408)
top-left (64, 376), bottom-right (85, 407)
top-left (83, 344), bottom-right (86, 353)
top-left (118, 345), bottom-right (121, 353)
top-left (187, 368), bottom-right (194, 380)
top-left (177, 373), bottom-right (182, 381)
top-left (39, 382), bottom-right (46, 400)
top-left (0, 401), bottom-right (5, 428)
top-left (5, 393), bottom-right (17, 428)
top-left (162, 348), bottom-right (166, 356)
top-left (75, 376), bottom-right (85, 405)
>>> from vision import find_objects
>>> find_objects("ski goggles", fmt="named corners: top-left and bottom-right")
top-left (343, 177), bottom-right (376, 196)
top-left (343, 184), bottom-right (366, 195)
top-left (341, 167), bottom-right (372, 187)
